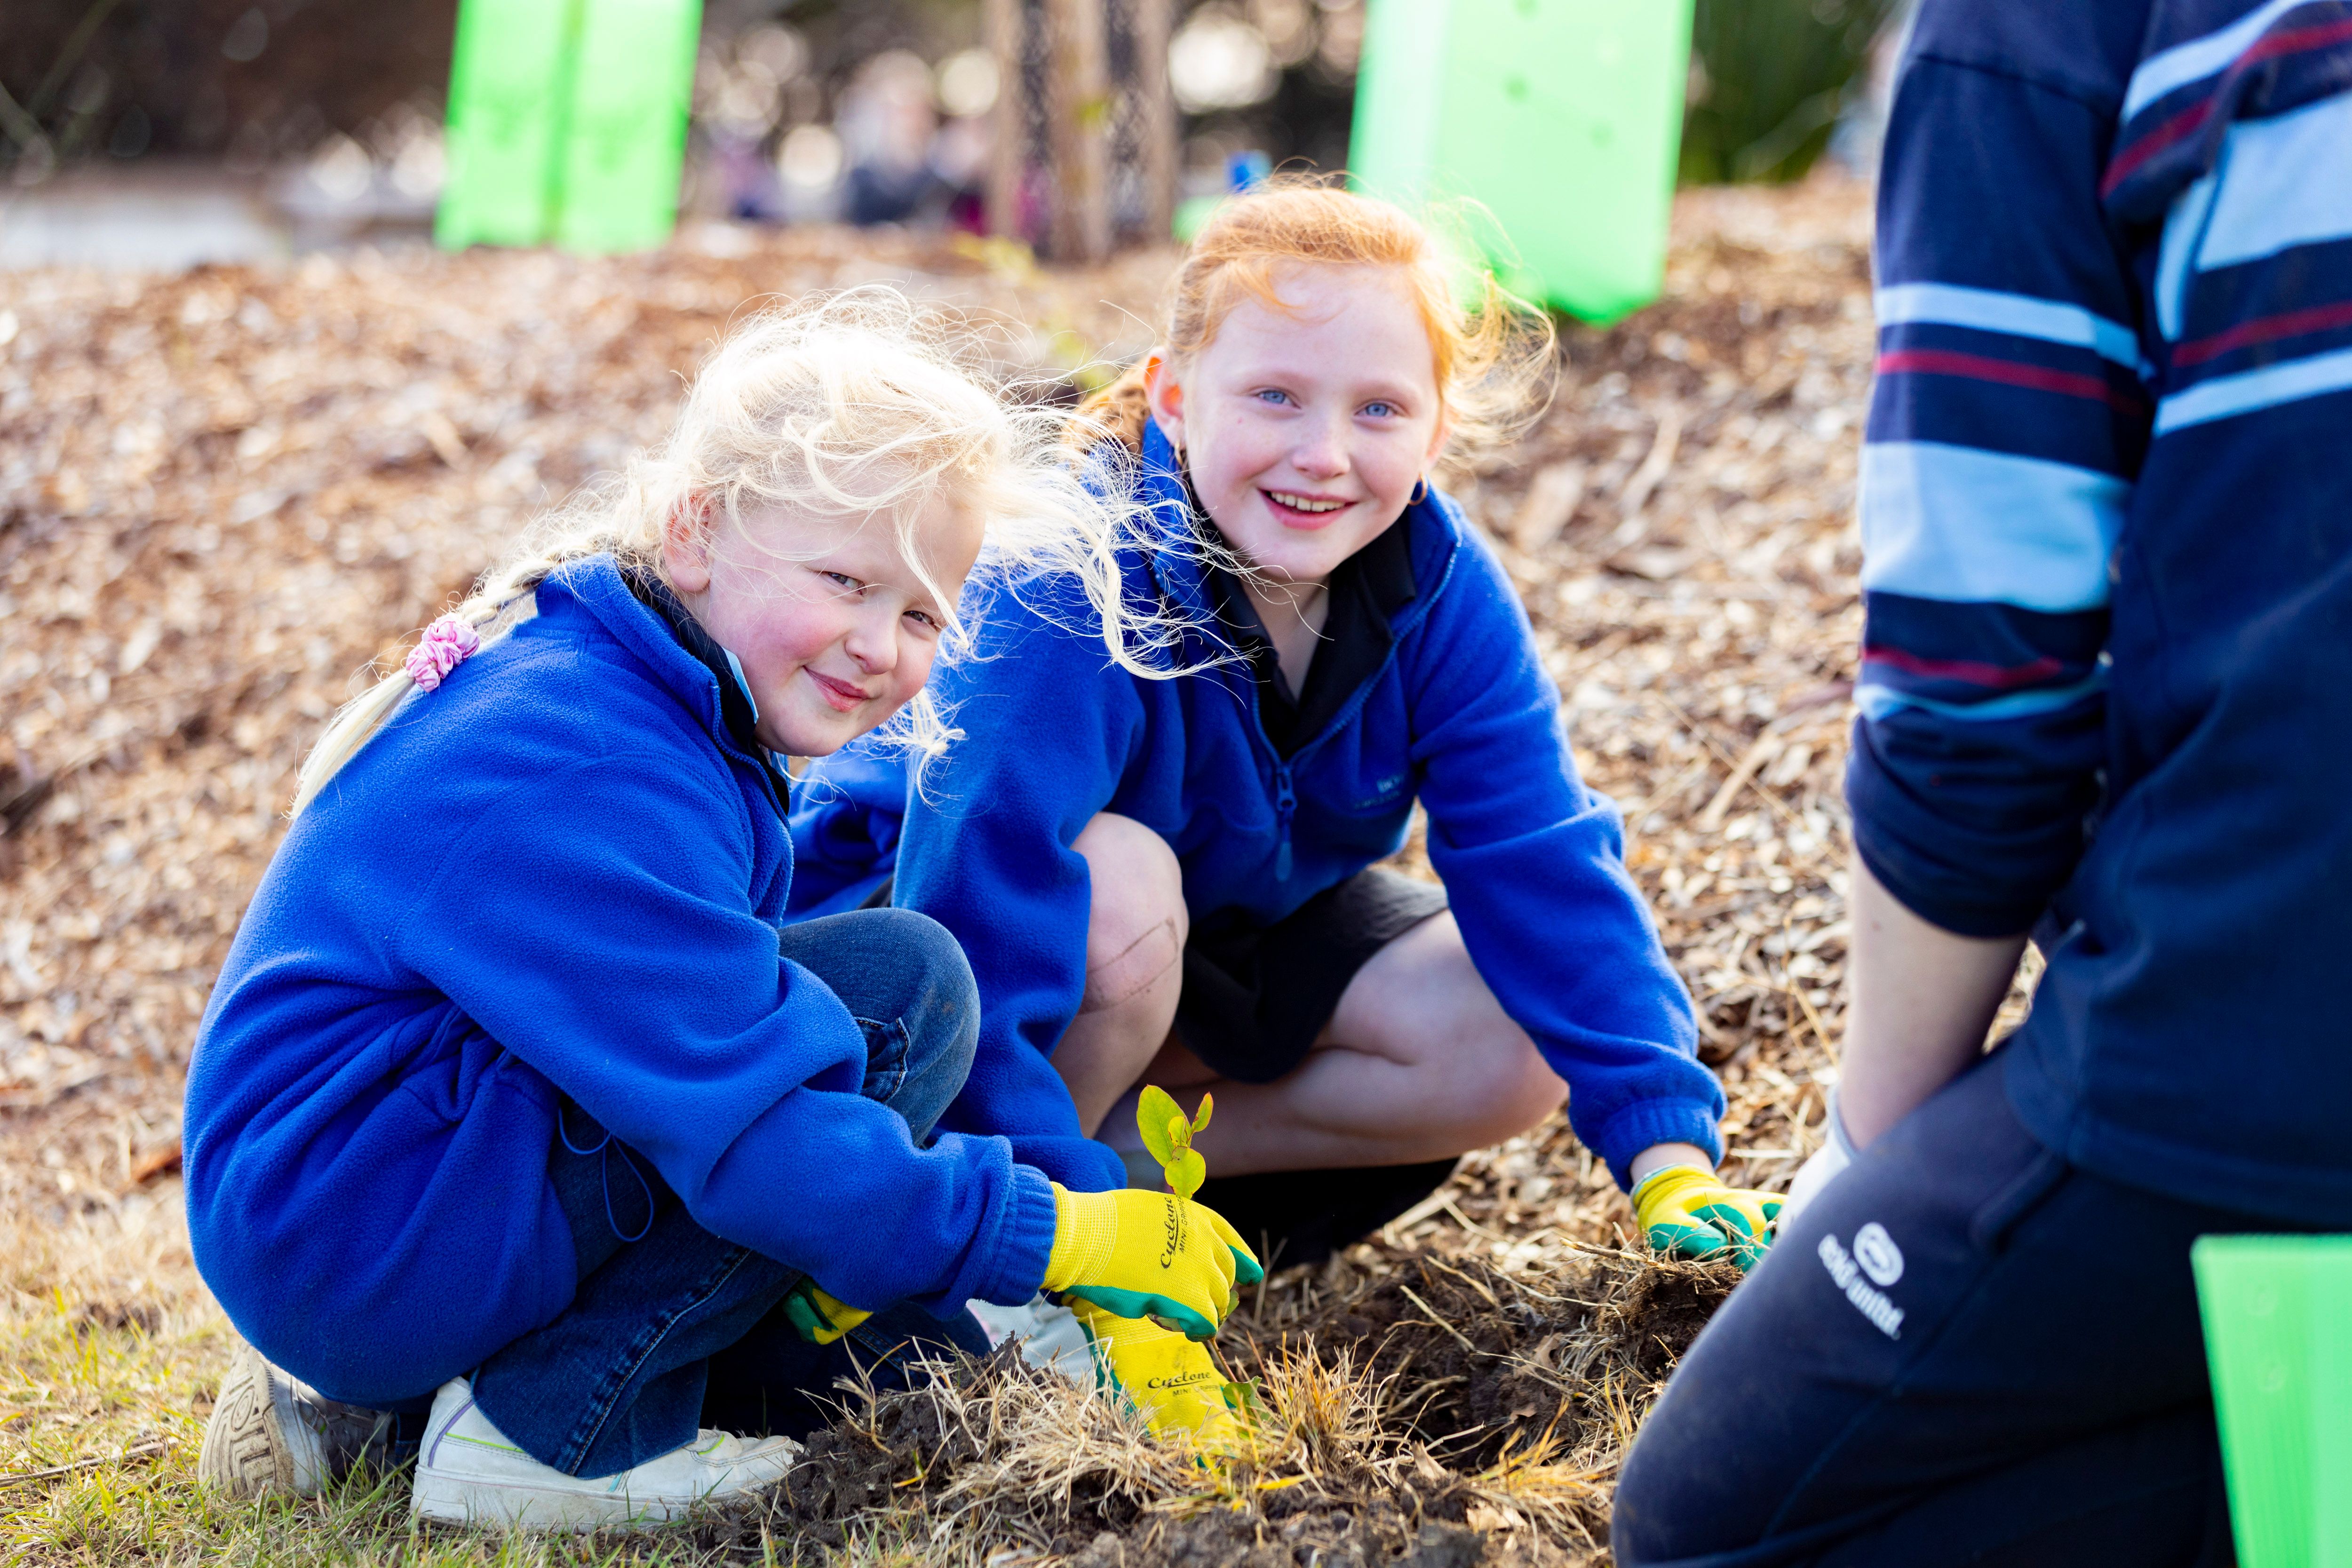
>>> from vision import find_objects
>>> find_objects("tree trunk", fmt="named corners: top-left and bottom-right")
top-left (983, 0), bottom-right (1025, 239)
top-left (1130, 0), bottom-right (1175, 244)
top-left (1043, 0), bottom-right (1109, 262)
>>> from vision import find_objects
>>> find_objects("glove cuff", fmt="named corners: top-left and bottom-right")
top-left (1630, 1162), bottom-right (1722, 1230)
top-left (1040, 1183), bottom-right (1117, 1293)
top-left (1629, 1160), bottom-right (1715, 1205)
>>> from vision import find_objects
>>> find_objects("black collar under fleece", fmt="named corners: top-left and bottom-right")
top-left (1192, 489), bottom-right (1418, 758)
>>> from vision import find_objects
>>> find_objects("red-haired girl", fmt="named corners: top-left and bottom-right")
top-left (795, 183), bottom-right (1779, 1433)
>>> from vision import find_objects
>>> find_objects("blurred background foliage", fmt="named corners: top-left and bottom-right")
top-left (1681, 0), bottom-right (1904, 183)
top-left (0, 0), bottom-right (1900, 197)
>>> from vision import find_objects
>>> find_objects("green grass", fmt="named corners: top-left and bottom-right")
top-left (0, 1196), bottom-right (789, 1567)
top-left (0, 1293), bottom-right (932, 1566)
top-left (0, 1193), bottom-right (1633, 1565)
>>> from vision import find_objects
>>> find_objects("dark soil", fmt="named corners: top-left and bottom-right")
top-left (721, 1250), bottom-right (1739, 1566)
top-left (760, 1345), bottom-right (1487, 1564)
top-left (1066, 1512), bottom-right (1484, 1568)
top-left (1600, 1266), bottom-right (1741, 1384)
top-left (1230, 1253), bottom-right (1740, 1472)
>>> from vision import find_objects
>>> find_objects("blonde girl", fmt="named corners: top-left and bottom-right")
top-left (184, 293), bottom-right (1258, 1530)
top-left (799, 184), bottom-right (1780, 1431)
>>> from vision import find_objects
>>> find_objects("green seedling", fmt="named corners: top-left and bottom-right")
top-left (1136, 1084), bottom-right (1212, 1200)
top-left (1134, 1086), bottom-right (1263, 1426)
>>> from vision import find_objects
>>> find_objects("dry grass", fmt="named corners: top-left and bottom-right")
top-left (0, 1227), bottom-right (1713, 1565)
top-left (0, 175), bottom-right (1985, 1564)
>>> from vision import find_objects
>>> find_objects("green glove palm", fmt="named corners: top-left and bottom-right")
top-left (1042, 1185), bottom-right (1263, 1339)
top-left (783, 1280), bottom-right (871, 1345)
top-left (1632, 1164), bottom-right (1782, 1273)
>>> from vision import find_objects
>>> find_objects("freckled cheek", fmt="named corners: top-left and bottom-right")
top-left (1198, 420), bottom-right (1277, 488)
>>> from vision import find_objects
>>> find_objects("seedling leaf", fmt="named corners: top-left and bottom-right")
top-left (1136, 1085), bottom-right (1185, 1165)
top-left (1168, 1147), bottom-right (1207, 1201)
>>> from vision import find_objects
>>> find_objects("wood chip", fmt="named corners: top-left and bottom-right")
top-left (1508, 460), bottom-right (1587, 552)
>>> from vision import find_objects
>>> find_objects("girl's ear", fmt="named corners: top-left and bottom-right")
top-left (1426, 406), bottom-right (1456, 467)
top-left (1142, 351), bottom-right (1186, 452)
top-left (661, 493), bottom-right (715, 595)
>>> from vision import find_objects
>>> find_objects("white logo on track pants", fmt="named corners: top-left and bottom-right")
top-left (1820, 1229), bottom-right (1906, 1339)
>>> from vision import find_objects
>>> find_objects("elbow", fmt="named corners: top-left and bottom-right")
top-left (1845, 731), bottom-right (2100, 938)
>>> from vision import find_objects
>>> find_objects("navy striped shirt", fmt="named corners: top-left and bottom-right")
top-left (1850, 0), bottom-right (2352, 1221)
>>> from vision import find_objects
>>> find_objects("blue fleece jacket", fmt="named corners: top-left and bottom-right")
top-left (183, 557), bottom-right (1058, 1408)
top-left (795, 428), bottom-right (1723, 1189)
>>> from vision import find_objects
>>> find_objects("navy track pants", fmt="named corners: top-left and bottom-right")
top-left (1613, 1051), bottom-right (2317, 1567)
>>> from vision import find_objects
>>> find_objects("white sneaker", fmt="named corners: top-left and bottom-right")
top-left (408, 1378), bottom-right (801, 1532)
top-left (965, 1294), bottom-right (1096, 1385)
top-left (199, 1337), bottom-right (395, 1497)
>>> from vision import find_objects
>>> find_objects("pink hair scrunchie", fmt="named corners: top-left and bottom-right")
top-left (404, 614), bottom-right (482, 692)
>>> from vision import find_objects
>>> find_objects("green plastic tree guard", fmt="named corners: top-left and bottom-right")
top-left (2192, 1235), bottom-right (2352, 1568)
top-left (554, 0), bottom-right (703, 252)
top-left (436, 0), bottom-right (574, 249)
top-left (437, 0), bottom-right (702, 254)
top-left (1348, 0), bottom-right (1695, 323)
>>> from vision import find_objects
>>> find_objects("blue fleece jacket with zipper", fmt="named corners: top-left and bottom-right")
top-left (182, 557), bottom-right (1058, 1409)
top-left (795, 427), bottom-right (1723, 1189)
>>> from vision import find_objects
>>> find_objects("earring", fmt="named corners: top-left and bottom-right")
top-left (1409, 475), bottom-right (1430, 506)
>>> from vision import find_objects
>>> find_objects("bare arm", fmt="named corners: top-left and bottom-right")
top-left (1837, 854), bottom-right (2028, 1147)
top-left (1630, 1141), bottom-right (1720, 1182)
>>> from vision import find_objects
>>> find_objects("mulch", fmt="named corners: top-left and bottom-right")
top-left (1, 175), bottom-right (1955, 1562)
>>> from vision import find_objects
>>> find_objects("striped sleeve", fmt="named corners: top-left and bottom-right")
top-left (2117, 5), bottom-right (2352, 434)
top-left (1847, 39), bottom-right (2152, 936)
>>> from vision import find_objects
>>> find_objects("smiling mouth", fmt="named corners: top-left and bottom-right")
top-left (1263, 490), bottom-right (1352, 523)
top-left (807, 670), bottom-right (872, 712)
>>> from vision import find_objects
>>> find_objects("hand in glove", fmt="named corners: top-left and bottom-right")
top-left (1632, 1165), bottom-right (1782, 1273)
top-left (783, 1281), bottom-right (872, 1345)
top-left (1069, 1298), bottom-right (1248, 1449)
top-left (1041, 1184), bottom-right (1263, 1340)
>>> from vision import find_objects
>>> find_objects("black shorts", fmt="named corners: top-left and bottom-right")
top-left (1174, 865), bottom-right (1449, 1085)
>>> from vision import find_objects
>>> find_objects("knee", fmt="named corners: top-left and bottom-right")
top-left (1073, 813), bottom-right (1185, 1014)
top-left (861, 907), bottom-right (980, 1075)
top-left (1454, 1034), bottom-right (1567, 1149)
top-left (1609, 1425), bottom-right (1683, 1567)
top-left (1608, 1377), bottom-right (1751, 1567)
top-left (1357, 920), bottom-right (1565, 1148)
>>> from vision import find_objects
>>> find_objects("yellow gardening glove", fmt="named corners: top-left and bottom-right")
top-left (783, 1280), bottom-right (872, 1345)
top-left (1068, 1298), bottom-right (1248, 1450)
top-left (1632, 1164), bottom-right (1782, 1273)
top-left (1041, 1184), bottom-right (1263, 1340)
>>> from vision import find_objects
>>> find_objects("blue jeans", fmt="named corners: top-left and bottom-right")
top-left (1612, 1051), bottom-right (2320, 1567)
top-left (469, 908), bottom-right (993, 1478)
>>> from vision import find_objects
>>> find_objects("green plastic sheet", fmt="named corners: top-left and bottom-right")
top-left (2193, 1234), bottom-right (2352, 1568)
top-left (1348, 0), bottom-right (1695, 322)
top-left (437, 0), bottom-right (702, 254)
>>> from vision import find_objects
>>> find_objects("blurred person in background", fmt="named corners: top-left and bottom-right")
top-left (1615, 0), bottom-right (2352, 1561)
top-left (837, 50), bottom-right (939, 226)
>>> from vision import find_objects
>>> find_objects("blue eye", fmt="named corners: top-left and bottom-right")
top-left (821, 571), bottom-right (861, 591)
top-left (1255, 388), bottom-right (1292, 406)
top-left (1362, 400), bottom-right (1398, 419)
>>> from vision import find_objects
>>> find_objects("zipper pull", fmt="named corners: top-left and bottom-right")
top-left (1274, 769), bottom-right (1295, 881)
